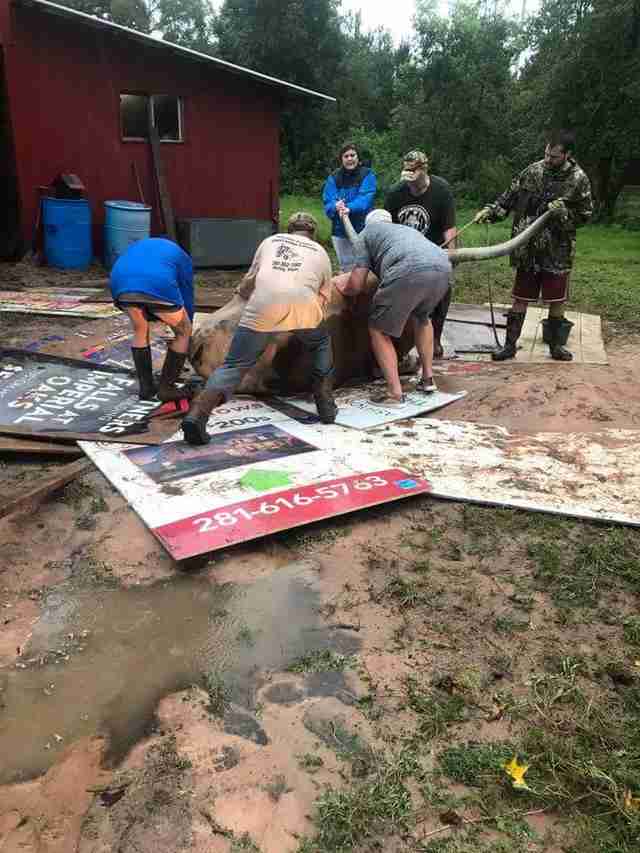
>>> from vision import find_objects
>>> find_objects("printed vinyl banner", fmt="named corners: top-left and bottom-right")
top-left (81, 399), bottom-right (430, 559)
top-left (281, 387), bottom-right (466, 430)
top-left (0, 350), bottom-right (159, 439)
top-left (0, 290), bottom-right (119, 319)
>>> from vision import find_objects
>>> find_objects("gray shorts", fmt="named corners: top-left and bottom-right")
top-left (368, 267), bottom-right (451, 338)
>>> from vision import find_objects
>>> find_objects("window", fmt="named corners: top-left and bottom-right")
top-left (120, 94), bottom-right (183, 142)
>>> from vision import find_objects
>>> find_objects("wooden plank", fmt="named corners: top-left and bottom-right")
top-left (0, 458), bottom-right (92, 521)
top-left (515, 308), bottom-right (607, 365)
top-left (0, 423), bottom-right (163, 446)
top-left (149, 121), bottom-right (176, 241)
top-left (0, 435), bottom-right (83, 456)
top-left (578, 311), bottom-right (608, 364)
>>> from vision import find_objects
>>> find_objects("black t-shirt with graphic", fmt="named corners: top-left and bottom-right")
top-left (384, 176), bottom-right (456, 246)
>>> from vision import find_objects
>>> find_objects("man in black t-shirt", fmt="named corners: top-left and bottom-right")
top-left (385, 150), bottom-right (457, 358)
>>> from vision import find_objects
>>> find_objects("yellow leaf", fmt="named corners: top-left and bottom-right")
top-left (502, 756), bottom-right (531, 791)
top-left (624, 789), bottom-right (640, 812)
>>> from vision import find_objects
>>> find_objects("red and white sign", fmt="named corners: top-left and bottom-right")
top-left (155, 470), bottom-right (429, 559)
top-left (80, 400), bottom-right (429, 560)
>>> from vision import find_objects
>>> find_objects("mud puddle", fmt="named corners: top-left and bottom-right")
top-left (0, 561), bottom-right (359, 784)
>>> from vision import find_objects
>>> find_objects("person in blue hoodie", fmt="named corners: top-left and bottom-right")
top-left (322, 142), bottom-right (377, 271)
top-left (109, 237), bottom-right (194, 402)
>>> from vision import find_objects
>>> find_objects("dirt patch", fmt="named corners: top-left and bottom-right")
top-left (431, 343), bottom-right (640, 434)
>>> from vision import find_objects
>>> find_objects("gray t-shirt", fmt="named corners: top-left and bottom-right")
top-left (354, 221), bottom-right (451, 284)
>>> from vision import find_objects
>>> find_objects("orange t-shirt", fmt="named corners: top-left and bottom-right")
top-left (238, 233), bottom-right (332, 332)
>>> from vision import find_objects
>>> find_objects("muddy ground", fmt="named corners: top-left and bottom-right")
top-left (1, 262), bottom-right (639, 852)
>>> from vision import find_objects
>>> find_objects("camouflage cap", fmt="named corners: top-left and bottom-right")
top-left (403, 150), bottom-right (429, 167)
top-left (287, 211), bottom-right (317, 232)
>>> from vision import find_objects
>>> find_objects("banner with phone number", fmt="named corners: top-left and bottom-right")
top-left (154, 469), bottom-right (430, 559)
top-left (80, 399), bottom-right (430, 560)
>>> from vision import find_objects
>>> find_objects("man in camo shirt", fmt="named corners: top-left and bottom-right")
top-left (475, 130), bottom-right (593, 361)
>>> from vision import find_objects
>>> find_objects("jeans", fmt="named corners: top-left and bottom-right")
top-left (204, 325), bottom-right (333, 400)
top-left (331, 236), bottom-right (359, 272)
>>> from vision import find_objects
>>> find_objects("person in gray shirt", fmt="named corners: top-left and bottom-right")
top-left (336, 208), bottom-right (451, 404)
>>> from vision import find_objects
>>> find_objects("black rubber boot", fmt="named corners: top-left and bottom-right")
top-left (312, 373), bottom-right (338, 424)
top-left (547, 317), bottom-right (573, 361)
top-left (431, 286), bottom-right (452, 359)
top-left (131, 346), bottom-right (157, 400)
top-left (182, 388), bottom-right (225, 445)
top-left (158, 349), bottom-right (191, 402)
top-left (491, 310), bottom-right (526, 361)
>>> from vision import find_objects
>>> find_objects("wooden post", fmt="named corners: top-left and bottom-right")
top-left (148, 117), bottom-right (176, 241)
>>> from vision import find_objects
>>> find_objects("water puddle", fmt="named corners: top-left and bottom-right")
top-left (0, 561), bottom-right (359, 784)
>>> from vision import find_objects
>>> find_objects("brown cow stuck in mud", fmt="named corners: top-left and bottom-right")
top-left (189, 210), bottom-right (556, 395)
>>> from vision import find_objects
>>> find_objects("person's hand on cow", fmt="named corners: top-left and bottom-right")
top-left (548, 198), bottom-right (569, 222)
top-left (474, 206), bottom-right (493, 224)
top-left (332, 268), bottom-right (369, 298)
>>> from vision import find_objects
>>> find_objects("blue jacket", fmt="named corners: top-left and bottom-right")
top-left (109, 237), bottom-right (194, 321)
top-left (322, 166), bottom-right (377, 238)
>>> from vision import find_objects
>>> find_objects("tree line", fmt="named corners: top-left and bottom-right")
top-left (66, 0), bottom-right (640, 220)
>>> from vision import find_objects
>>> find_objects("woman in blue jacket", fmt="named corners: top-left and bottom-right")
top-left (109, 237), bottom-right (194, 401)
top-left (322, 142), bottom-right (377, 271)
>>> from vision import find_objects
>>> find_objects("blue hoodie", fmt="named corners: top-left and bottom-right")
top-left (109, 237), bottom-right (194, 321)
top-left (322, 165), bottom-right (377, 238)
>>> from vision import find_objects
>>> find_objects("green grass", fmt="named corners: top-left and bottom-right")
top-left (297, 752), bottom-right (325, 773)
top-left (279, 195), bottom-right (333, 250)
top-left (297, 757), bottom-right (414, 852)
top-left (382, 575), bottom-right (429, 609)
top-left (528, 527), bottom-right (640, 609)
top-left (287, 649), bottom-right (355, 674)
top-left (285, 470), bottom-right (640, 853)
top-left (202, 670), bottom-right (231, 717)
top-left (405, 677), bottom-right (469, 740)
top-left (280, 194), bottom-right (640, 330)
top-left (438, 742), bottom-right (516, 788)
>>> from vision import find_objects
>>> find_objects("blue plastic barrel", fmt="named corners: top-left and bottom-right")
top-left (42, 197), bottom-right (92, 270)
top-left (104, 200), bottom-right (152, 269)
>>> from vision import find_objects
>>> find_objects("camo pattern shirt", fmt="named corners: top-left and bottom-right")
top-left (486, 158), bottom-right (593, 273)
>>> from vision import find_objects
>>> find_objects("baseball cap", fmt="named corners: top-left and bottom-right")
top-left (403, 150), bottom-right (428, 167)
top-left (365, 209), bottom-right (392, 226)
top-left (287, 211), bottom-right (317, 232)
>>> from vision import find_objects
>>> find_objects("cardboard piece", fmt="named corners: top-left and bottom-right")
top-left (80, 398), bottom-right (430, 559)
top-left (280, 383), bottom-right (467, 430)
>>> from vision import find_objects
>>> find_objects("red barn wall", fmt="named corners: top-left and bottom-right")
top-left (2, 5), bottom-right (282, 252)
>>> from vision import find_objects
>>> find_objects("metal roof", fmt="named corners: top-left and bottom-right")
top-left (12, 0), bottom-right (336, 102)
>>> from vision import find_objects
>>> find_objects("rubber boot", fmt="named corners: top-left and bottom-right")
top-left (547, 317), bottom-right (573, 361)
top-left (491, 310), bottom-right (525, 361)
top-left (182, 387), bottom-right (225, 445)
top-left (312, 373), bottom-right (338, 424)
top-left (157, 349), bottom-right (191, 402)
top-left (131, 346), bottom-right (157, 400)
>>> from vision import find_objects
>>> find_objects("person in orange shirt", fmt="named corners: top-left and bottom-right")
top-left (182, 212), bottom-right (337, 445)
